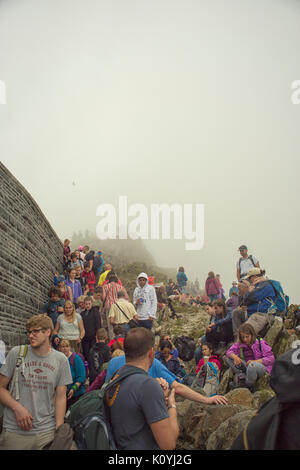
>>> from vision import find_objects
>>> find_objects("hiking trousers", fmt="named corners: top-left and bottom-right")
top-left (0, 428), bottom-right (55, 450)
top-left (226, 358), bottom-right (267, 386)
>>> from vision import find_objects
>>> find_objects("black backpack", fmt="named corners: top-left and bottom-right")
top-left (231, 349), bottom-right (300, 450)
top-left (66, 366), bottom-right (147, 450)
top-left (174, 336), bottom-right (196, 362)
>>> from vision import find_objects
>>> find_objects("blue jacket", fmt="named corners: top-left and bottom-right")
top-left (105, 356), bottom-right (179, 386)
top-left (176, 272), bottom-right (188, 287)
top-left (155, 352), bottom-right (184, 378)
top-left (68, 353), bottom-right (86, 397)
top-left (243, 281), bottom-right (276, 315)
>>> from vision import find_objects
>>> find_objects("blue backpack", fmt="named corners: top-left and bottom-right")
top-left (267, 280), bottom-right (289, 316)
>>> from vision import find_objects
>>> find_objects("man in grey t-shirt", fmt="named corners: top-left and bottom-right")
top-left (0, 314), bottom-right (72, 450)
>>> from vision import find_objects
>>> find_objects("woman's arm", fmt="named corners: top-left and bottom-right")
top-left (78, 318), bottom-right (85, 341)
top-left (67, 285), bottom-right (73, 302)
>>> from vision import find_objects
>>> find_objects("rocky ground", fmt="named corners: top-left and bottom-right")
top-left (155, 301), bottom-right (299, 450)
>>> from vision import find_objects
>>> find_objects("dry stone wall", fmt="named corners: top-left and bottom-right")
top-left (0, 162), bottom-right (63, 350)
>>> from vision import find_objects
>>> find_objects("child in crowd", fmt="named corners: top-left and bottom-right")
top-left (108, 325), bottom-right (125, 349)
top-left (42, 287), bottom-right (64, 328)
top-left (88, 328), bottom-right (111, 384)
top-left (194, 342), bottom-right (221, 397)
top-left (156, 334), bottom-right (179, 359)
top-left (156, 340), bottom-right (185, 381)
top-left (75, 264), bottom-right (87, 292)
top-left (60, 339), bottom-right (86, 409)
top-left (196, 342), bottom-right (221, 374)
top-left (226, 323), bottom-right (275, 390)
top-left (82, 263), bottom-right (96, 294)
top-left (55, 274), bottom-right (73, 301)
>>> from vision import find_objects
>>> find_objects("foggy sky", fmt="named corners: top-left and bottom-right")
top-left (1, 0), bottom-right (300, 301)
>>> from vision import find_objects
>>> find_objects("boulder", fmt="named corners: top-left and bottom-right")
top-left (253, 374), bottom-right (273, 394)
top-left (206, 409), bottom-right (256, 450)
top-left (274, 332), bottom-right (298, 359)
top-left (225, 388), bottom-right (253, 408)
top-left (193, 404), bottom-right (248, 449)
top-left (252, 389), bottom-right (275, 410)
top-left (217, 368), bottom-right (232, 395)
top-left (264, 318), bottom-right (284, 349)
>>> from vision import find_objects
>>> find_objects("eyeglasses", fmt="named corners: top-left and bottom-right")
top-left (27, 328), bottom-right (44, 336)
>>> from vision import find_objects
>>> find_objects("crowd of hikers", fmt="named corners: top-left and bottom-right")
top-left (0, 241), bottom-right (298, 451)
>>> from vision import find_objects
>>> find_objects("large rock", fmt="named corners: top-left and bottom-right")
top-left (217, 368), bottom-right (232, 395)
top-left (193, 404), bottom-right (248, 449)
top-left (225, 388), bottom-right (253, 408)
top-left (206, 409), bottom-right (256, 450)
top-left (274, 332), bottom-right (298, 359)
top-left (264, 318), bottom-right (284, 349)
top-left (252, 390), bottom-right (275, 410)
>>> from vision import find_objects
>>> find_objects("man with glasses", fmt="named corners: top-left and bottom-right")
top-left (0, 314), bottom-right (72, 450)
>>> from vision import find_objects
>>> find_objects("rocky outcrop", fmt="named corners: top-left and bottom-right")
top-left (158, 302), bottom-right (299, 450)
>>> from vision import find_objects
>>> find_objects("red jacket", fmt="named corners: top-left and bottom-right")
top-left (82, 270), bottom-right (96, 292)
top-left (196, 355), bottom-right (222, 374)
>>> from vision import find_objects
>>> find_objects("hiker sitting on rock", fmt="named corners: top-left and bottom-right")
top-left (226, 323), bottom-right (274, 391)
top-left (238, 268), bottom-right (277, 336)
top-left (196, 342), bottom-right (221, 375)
top-left (205, 299), bottom-right (234, 350)
top-left (156, 334), bottom-right (179, 360)
top-left (156, 340), bottom-right (185, 381)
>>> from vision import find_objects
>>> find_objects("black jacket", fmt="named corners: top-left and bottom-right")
top-left (80, 307), bottom-right (101, 338)
top-left (88, 342), bottom-right (111, 384)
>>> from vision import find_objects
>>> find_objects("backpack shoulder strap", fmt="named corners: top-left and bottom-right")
top-left (256, 337), bottom-right (262, 353)
top-left (9, 345), bottom-right (28, 401)
top-left (249, 255), bottom-right (255, 266)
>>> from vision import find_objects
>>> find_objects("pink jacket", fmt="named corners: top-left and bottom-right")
top-left (205, 277), bottom-right (220, 296)
top-left (226, 339), bottom-right (274, 375)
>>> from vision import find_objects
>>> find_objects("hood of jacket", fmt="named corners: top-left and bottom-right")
top-left (136, 272), bottom-right (149, 288)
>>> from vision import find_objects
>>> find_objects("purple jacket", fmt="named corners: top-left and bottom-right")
top-left (65, 279), bottom-right (83, 303)
top-left (226, 338), bottom-right (274, 375)
top-left (205, 277), bottom-right (220, 296)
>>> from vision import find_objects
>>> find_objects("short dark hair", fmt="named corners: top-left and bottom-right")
top-left (160, 340), bottom-right (172, 351)
top-left (96, 328), bottom-right (108, 341)
top-left (124, 328), bottom-right (155, 361)
top-left (113, 325), bottom-right (124, 336)
top-left (48, 287), bottom-right (61, 298)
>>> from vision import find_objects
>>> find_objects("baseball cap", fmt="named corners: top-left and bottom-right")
top-left (244, 268), bottom-right (261, 279)
top-left (238, 245), bottom-right (247, 251)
